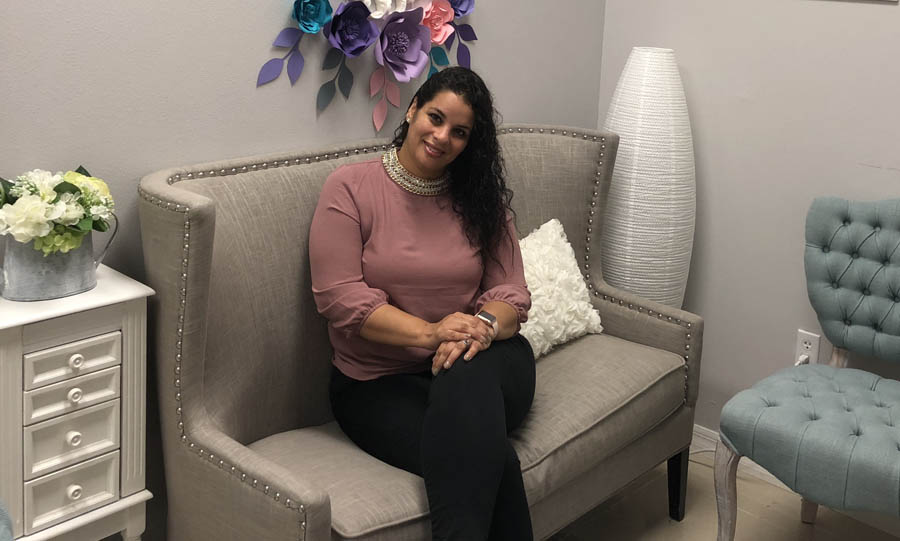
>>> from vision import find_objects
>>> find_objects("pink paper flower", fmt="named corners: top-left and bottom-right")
top-left (422, 0), bottom-right (455, 45)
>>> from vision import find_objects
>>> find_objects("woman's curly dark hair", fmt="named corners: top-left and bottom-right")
top-left (392, 67), bottom-right (514, 267)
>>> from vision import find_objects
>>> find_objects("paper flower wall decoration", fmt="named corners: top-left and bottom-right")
top-left (257, 0), bottom-right (478, 132)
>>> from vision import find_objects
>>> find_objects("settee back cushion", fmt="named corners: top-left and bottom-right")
top-left (175, 128), bottom-right (614, 444)
top-left (499, 131), bottom-right (610, 266)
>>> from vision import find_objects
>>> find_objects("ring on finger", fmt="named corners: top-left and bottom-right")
top-left (462, 338), bottom-right (471, 346)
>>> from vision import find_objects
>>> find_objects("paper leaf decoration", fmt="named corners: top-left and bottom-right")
top-left (385, 80), bottom-right (400, 107)
top-left (456, 24), bottom-right (477, 42)
top-left (373, 95), bottom-right (388, 132)
top-left (317, 79), bottom-right (336, 112)
top-left (457, 42), bottom-right (470, 69)
top-left (273, 27), bottom-right (302, 48)
top-left (430, 47), bottom-right (450, 66)
top-left (445, 31), bottom-right (455, 51)
top-left (323, 48), bottom-right (343, 70)
top-left (338, 65), bottom-right (354, 99)
top-left (369, 66), bottom-right (385, 97)
top-left (256, 7), bottom-right (478, 131)
top-left (257, 58), bottom-right (284, 86)
top-left (287, 50), bottom-right (305, 85)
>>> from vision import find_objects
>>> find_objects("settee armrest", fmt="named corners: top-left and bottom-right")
top-left (139, 171), bottom-right (332, 538)
top-left (591, 279), bottom-right (703, 407)
top-left (173, 420), bottom-right (332, 540)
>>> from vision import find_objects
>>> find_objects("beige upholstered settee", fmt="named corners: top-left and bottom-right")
top-left (138, 125), bottom-right (703, 540)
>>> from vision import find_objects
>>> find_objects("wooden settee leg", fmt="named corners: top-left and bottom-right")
top-left (800, 498), bottom-right (818, 524)
top-left (667, 447), bottom-right (689, 521)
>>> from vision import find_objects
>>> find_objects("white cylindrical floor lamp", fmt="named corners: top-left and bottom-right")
top-left (601, 47), bottom-right (696, 308)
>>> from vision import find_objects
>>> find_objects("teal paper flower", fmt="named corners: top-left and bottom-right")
top-left (293, 0), bottom-right (333, 34)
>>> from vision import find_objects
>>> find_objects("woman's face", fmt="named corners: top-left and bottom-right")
top-left (398, 90), bottom-right (474, 179)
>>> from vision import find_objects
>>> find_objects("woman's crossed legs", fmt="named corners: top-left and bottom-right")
top-left (330, 334), bottom-right (536, 541)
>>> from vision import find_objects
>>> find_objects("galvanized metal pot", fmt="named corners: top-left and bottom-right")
top-left (0, 220), bottom-right (117, 301)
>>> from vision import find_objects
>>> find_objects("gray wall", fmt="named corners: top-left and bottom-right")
top-left (1, 0), bottom-right (604, 281)
top-left (600, 0), bottom-right (900, 431)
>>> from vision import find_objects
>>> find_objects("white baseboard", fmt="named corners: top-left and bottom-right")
top-left (690, 424), bottom-right (790, 492)
top-left (691, 424), bottom-right (900, 538)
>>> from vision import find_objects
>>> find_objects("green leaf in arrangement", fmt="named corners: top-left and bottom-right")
top-left (0, 177), bottom-right (14, 205)
top-left (54, 181), bottom-right (80, 195)
top-left (75, 165), bottom-right (91, 176)
top-left (94, 219), bottom-right (110, 233)
top-left (76, 217), bottom-right (94, 232)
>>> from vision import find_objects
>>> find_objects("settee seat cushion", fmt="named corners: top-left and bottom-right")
top-left (248, 333), bottom-right (686, 539)
top-left (513, 333), bottom-right (686, 503)
top-left (720, 364), bottom-right (900, 515)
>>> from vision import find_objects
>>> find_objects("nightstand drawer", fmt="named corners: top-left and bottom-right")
top-left (24, 366), bottom-right (121, 425)
top-left (24, 331), bottom-right (121, 391)
top-left (24, 400), bottom-right (120, 480)
top-left (24, 451), bottom-right (119, 535)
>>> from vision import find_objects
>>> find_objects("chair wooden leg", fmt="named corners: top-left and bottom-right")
top-left (714, 438), bottom-right (741, 541)
top-left (829, 347), bottom-right (849, 368)
top-left (667, 448), bottom-right (689, 521)
top-left (801, 497), bottom-right (819, 524)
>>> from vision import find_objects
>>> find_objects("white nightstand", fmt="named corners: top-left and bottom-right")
top-left (0, 265), bottom-right (154, 541)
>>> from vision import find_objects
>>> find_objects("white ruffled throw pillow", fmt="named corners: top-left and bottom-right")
top-left (519, 219), bottom-right (603, 359)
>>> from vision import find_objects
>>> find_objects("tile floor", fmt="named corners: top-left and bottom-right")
top-left (550, 450), bottom-right (898, 540)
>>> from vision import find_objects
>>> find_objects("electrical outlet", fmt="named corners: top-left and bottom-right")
top-left (794, 329), bottom-right (820, 365)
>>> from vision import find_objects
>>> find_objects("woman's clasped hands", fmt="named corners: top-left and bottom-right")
top-left (427, 312), bottom-right (497, 375)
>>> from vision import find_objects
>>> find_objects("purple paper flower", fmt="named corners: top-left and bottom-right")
top-left (324, 2), bottom-right (379, 57)
top-left (448, 0), bottom-right (474, 18)
top-left (292, 0), bottom-right (333, 34)
top-left (374, 8), bottom-right (430, 83)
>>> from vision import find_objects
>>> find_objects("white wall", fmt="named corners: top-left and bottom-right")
top-left (0, 0), bottom-right (604, 281)
top-left (600, 0), bottom-right (900, 431)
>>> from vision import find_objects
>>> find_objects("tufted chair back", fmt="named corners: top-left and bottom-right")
top-left (805, 197), bottom-right (900, 360)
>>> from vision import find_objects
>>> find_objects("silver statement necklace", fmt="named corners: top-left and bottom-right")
top-left (382, 146), bottom-right (450, 196)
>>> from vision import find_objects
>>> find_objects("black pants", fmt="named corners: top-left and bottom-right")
top-left (330, 334), bottom-right (536, 541)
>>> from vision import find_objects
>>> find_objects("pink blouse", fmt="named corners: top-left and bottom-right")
top-left (309, 157), bottom-right (531, 380)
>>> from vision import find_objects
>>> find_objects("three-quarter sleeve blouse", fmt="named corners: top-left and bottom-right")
top-left (309, 157), bottom-right (530, 380)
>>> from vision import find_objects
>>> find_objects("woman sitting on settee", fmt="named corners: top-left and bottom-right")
top-left (309, 67), bottom-right (536, 540)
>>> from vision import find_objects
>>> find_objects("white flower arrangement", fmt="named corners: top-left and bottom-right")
top-left (0, 167), bottom-right (115, 256)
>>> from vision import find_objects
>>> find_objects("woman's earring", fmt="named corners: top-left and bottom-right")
top-left (405, 115), bottom-right (411, 123)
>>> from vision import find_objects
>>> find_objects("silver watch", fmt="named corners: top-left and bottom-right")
top-left (476, 310), bottom-right (499, 334)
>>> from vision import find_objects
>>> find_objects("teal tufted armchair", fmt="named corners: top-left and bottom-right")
top-left (715, 197), bottom-right (900, 540)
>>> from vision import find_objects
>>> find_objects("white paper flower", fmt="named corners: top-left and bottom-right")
top-left (17, 169), bottom-right (63, 202)
top-left (361, 0), bottom-right (407, 19)
top-left (0, 194), bottom-right (61, 243)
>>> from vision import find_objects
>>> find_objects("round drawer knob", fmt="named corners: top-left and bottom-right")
top-left (67, 388), bottom-right (83, 405)
top-left (68, 354), bottom-right (85, 370)
top-left (66, 484), bottom-right (83, 501)
top-left (65, 430), bottom-right (83, 447)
